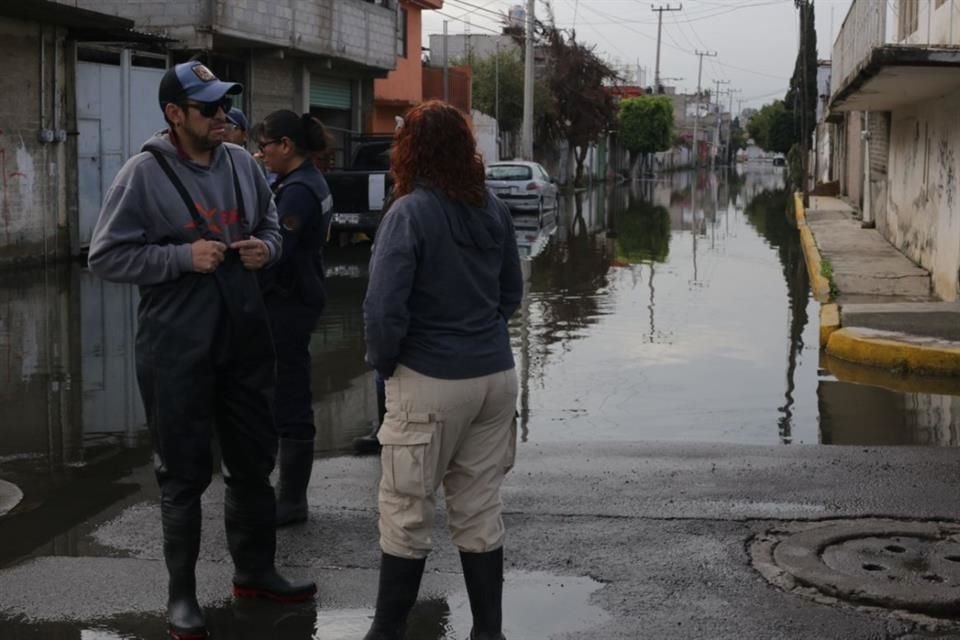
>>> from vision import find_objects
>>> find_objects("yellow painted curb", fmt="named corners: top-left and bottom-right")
top-left (794, 193), bottom-right (832, 303)
top-left (819, 303), bottom-right (840, 348)
top-left (821, 353), bottom-right (960, 396)
top-left (826, 328), bottom-right (960, 376)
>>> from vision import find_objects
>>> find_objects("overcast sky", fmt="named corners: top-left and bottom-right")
top-left (422, 0), bottom-right (855, 112)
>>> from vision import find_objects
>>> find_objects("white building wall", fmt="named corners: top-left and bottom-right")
top-left (0, 18), bottom-right (72, 264)
top-left (472, 110), bottom-right (499, 164)
top-left (883, 87), bottom-right (960, 300)
top-left (428, 34), bottom-right (518, 66)
top-left (900, 0), bottom-right (960, 46)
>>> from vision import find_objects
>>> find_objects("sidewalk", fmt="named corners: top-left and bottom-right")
top-left (797, 194), bottom-right (960, 377)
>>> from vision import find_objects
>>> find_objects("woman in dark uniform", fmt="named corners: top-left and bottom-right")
top-left (256, 110), bottom-right (333, 527)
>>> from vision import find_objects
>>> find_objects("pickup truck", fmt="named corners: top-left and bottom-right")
top-left (324, 135), bottom-right (393, 242)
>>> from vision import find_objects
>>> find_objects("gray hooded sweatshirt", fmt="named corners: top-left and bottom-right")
top-left (88, 133), bottom-right (280, 284)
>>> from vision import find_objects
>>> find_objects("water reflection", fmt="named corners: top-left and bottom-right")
top-left (2, 171), bottom-right (960, 483)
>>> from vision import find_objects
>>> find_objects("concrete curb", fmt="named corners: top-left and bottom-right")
top-left (820, 303), bottom-right (840, 348)
top-left (794, 193), bottom-right (832, 303)
top-left (821, 353), bottom-right (960, 395)
top-left (825, 327), bottom-right (960, 377)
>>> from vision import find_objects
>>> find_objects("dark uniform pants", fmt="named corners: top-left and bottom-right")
top-left (266, 299), bottom-right (320, 441)
top-left (136, 253), bottom-right (279, 575)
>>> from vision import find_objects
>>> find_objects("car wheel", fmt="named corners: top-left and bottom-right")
top-left (537, 199), bottom-right (544, 226)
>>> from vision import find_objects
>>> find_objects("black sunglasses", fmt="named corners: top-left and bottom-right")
top-left (182, 97), bottom-right (233, 119)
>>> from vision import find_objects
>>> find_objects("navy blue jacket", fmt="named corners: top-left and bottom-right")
top-left (363, 187), bottom-right (523, 379)
top-left (262, 161), bottom-right (333, 311)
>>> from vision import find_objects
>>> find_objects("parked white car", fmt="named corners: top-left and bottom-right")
top-left (485, 161), bottom-right (560, 218)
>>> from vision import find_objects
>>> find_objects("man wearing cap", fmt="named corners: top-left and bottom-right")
top-left (88, 61), bottom-right (316, 640)
top-left (224, 107), bottom-right (249, 147)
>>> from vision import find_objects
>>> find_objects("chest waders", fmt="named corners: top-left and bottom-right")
top-left (143, 149), bottom-right (316, 640)
top-left (264, 168), bottom-right (329, 527)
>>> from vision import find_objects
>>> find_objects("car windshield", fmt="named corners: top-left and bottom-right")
top-left (486, 165), bottom-right (533, 180)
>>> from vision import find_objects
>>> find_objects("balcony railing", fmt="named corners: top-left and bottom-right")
top-left (831, 0), bottom-right (960, 100)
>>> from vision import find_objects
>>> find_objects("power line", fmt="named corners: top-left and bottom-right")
top-left (434, 9), bottom-right (504, 35)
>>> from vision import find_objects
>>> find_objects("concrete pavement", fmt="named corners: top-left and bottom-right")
top-left (3, 443), bottom-right (960, 639)
top-left (798, 195), bottom-right (960, 377)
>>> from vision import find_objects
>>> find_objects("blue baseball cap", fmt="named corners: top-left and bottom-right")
top-left (158, 61), bottom-right (242, 108)
top-left (226, 108), bottom-right (249, 131)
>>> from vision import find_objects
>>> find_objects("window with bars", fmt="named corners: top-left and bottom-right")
top-left (397, 8), bottom-right (408, 58)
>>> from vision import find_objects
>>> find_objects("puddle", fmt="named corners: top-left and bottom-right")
top-left (0, 572), bottom-right (608, 640)
top-left (314, 572), bottom-right (609, 640)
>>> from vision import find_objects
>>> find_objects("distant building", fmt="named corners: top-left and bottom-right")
top-left (371, 0), bottom-right (444, 134)
top-left (72, 0), bottom-right (399, 168)
top-left (826, 0), bottom-right (960, 299)
top-left (428, 33), bottom-right (519, 67)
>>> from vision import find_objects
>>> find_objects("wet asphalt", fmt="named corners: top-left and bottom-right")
top-left (3, 442), bottom-right (960, 638)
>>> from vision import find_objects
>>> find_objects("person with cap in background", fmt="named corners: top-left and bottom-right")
top-left (224, 107), bottom-right (249, 148)
top-left (88, 60), bottom-right (317, 640)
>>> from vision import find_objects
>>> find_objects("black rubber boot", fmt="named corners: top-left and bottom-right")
top-left (460, 548), bottom-right (506, 640)
top-left (163, 498), bottom-right (208, 640)
top-left (225, 486), bottom-right (317, 602)
top-left (362, 553), bottom-right (427, 640)
top-left (275, 438), bottom-right (315, 527)
top-left (352, 422), bottom-right (381, 455)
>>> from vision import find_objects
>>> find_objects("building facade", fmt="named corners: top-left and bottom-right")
top-left (371, 0), bottom-right (443, 134)
top-left (73, 0), bottom-right (399, 167)
top-left (0, 1), bottom-right (169, 264)
top-left (828, 0), bottom-right (960, 299)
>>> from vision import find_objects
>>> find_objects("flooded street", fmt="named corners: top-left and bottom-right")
top-left (3, 168), bottom-right (960, 638)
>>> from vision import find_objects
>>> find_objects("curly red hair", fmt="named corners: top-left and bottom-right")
top-left (391, 101), bottom-right (486, 207)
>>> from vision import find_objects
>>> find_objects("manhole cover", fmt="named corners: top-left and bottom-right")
top-left (763, 519), bottom-right (960, 616)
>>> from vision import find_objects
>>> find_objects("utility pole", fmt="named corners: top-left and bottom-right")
top-left (798, 0), bottom-right (810, 206)
top-left (521, 0), bottom-right (536, 160)
top-left (727, 88), bottom-right (739, 165)
top-left (692, 50), bottom-right (716, 168)
top-left (442, 20), bottom-right (449, 102)
top-left (495, 41), bottom-right (501, 159)
top-left (495, 41), bottom-right (500, 125)
top-left (651, 4), bottom-right (682, 94)
top-left (711, 79), bottom-right (729, 170)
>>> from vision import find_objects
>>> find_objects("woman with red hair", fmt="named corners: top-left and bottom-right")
top-left (362, 101), bottom-right (523, 640)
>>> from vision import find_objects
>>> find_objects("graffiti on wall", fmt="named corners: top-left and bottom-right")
top-left (0, 128), bottom-right (34, 240)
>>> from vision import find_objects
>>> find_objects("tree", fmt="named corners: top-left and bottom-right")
top-left (618, 96), bottom-right (674, 180)
top-left (785, 0), bottom-right (817, 150)
top-left (461, 49), bottom-right (556, 157)
top-left (469, 49), bottom-right (524, 136)
top-left (747, 101), bottom-right (793, 154)
top-left (539, 1), bottom-right (619, 186)
top-left (784, 0), bottom-right (817, 192)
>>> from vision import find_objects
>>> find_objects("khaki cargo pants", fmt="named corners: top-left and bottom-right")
top-left (377, 365), bottom-right (519, 559)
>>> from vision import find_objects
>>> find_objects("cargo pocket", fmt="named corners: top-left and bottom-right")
top-left (502, 410), bottom-right (519, 475)
top-left (379, 411), bottom-right (440, 500)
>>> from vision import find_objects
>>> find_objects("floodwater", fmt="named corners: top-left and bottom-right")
top-left (4, 167), bottom-right (959, 467)
top-left (2, 167), bottom-right (960, 637)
